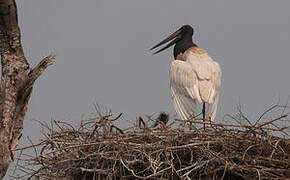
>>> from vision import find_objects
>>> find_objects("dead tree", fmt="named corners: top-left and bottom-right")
top-left (0, 0), bottom-right (55, 178)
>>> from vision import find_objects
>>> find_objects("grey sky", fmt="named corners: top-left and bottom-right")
top-left (17, 0), bottom-right (290, 135)
top-left (7, 0), bottom-right (290, 177)
top-left (17, 0), bottom-right (290, 131)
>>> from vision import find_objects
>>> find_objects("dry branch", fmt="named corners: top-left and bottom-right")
top-left (15, 106), bottom-right (290, 179)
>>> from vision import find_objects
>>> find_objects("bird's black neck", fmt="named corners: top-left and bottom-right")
top-left (173, 35), bottom-right (197, 59)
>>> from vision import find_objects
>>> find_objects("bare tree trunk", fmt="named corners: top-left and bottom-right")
top-left (0, 0), bottom-right (55, 178)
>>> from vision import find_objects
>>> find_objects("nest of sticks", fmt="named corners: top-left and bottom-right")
top-left (15, 105), bottom-right (290, 179)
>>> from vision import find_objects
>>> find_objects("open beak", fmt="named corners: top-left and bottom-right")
top-left (150, 28), bottom-right (183, 55)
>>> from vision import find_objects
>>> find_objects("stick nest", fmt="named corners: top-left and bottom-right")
top-left (15, 105), bottom-right (290, 179)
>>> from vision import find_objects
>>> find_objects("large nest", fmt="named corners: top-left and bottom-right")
top-left (15, 105), bottom-right (290, 179)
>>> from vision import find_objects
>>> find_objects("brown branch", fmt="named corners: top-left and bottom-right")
top-left (13, 108), bottom-right (290, 179)
top-left (27, 54), bottom-right (56, 84)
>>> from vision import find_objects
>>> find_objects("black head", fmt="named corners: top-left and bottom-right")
top-left (150, 25), bottom-right (196, 58)
top-left (180, 25), bottom-right (194, 37)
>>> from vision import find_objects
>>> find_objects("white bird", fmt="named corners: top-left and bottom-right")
top-left (150, 25), bottom-right (222, 127)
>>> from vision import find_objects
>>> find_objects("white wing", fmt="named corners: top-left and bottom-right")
top-left (172, 50), bottom-right (222, 121)
top-left (208, 91), bottom-right (219, 120)
top-left (206, 61), bottom-right (222, 120)
top-left (170, 60), bottom-right (201, 120)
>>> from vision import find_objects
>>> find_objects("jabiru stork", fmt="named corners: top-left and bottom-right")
top-left (150, 25), bottom-right (222, 128)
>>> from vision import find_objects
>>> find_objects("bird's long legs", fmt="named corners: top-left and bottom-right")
top-left (202, 103), bottom-right (206, 130)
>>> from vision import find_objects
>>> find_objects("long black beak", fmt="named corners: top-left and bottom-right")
top-left (150, 28), bottom-right (182, 55)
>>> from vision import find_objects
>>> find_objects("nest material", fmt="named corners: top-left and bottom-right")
top-left (15, 105), bottom-right (290, 179)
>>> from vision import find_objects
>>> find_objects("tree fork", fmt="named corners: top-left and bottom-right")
top-left (0, 0), bottom-right (55, 178)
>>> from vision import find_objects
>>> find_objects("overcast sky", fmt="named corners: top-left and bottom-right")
top-left (17, 0), bottom-right (290, 139)
top-left (7, 0), bottom-right (290, 178)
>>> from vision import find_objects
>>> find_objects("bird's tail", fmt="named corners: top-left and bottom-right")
top-left (207, 93), bottom-right (219, 121)
top-left (171, 88), bottom-right (197, 121)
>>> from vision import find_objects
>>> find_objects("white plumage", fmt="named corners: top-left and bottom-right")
top-left (150, 25), bottom-right (222, 124)
top-left (170, 47), bottom-right (222, 121)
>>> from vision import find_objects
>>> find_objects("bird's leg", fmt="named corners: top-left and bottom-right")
top-left (209, 116), bottom-right (213, 128)
top-left (202, 103), bottom-right (206, 130)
